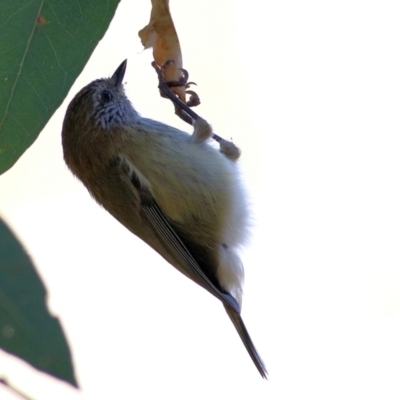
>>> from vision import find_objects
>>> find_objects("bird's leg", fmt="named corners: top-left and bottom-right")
top-left (152, 61), bottom-right (241, 160)
top-left (152, 61), bottom-right (200, 125)
top-left (151, 61), bottom-right (203, 125)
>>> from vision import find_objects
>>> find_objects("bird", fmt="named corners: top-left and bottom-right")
top-left (62, 59), bottom-right (267, 378)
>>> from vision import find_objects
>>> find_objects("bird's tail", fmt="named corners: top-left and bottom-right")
top-left (224, 304), bottom-right (268, 379)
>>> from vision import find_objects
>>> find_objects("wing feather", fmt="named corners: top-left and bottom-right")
top-left (122, 158), bottom-right (240, 313)
top-left (141, 201), bottom-right (240, 313)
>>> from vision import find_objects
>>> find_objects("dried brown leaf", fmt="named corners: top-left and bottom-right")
top-left (139, 0), bottom-right (186, 101)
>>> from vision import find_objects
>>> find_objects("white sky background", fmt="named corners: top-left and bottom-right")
top-left (1, 0), bottom-right (400, 398)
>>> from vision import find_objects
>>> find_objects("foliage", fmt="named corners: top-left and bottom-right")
top-left (0, 0), bottom-right (120, 174)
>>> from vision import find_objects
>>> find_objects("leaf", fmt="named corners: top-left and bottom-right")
top-left (0, 218), bottom-right (77, 387)
top-left (139, 0), bottom-right (187, 101)
top-left (0, 0), bottom-right (121, 175)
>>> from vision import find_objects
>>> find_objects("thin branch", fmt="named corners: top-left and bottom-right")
top-left (0, 377), bottom-right (35, 400)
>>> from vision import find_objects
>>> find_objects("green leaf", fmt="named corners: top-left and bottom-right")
top-left (0, 218), bottom-right (77, 387)
top-left (0, 0), bottom-right (121, 174)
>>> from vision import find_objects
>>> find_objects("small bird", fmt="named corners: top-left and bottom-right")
top-left (62, 60), bottom-right (267, 378)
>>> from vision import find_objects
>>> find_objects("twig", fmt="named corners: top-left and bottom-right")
top-left (0, 377), bottom-right (35, 400)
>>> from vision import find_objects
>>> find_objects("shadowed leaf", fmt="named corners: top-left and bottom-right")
top-left (0, 218), bottom-right (77, 387)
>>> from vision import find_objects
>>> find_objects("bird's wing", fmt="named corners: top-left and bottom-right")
top-left (117, 156), bottom-right (241, 314)
top-left (141, 199), bottom-right (240, 313)
top-left (108, 156), bottom-right (268, 377)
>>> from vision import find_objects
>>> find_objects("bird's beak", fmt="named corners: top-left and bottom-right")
top-left (111, 59), bottom-right (127, 88)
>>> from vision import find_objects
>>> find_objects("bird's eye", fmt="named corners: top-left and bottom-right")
top-left (102, 90), bottom-right (113, 102)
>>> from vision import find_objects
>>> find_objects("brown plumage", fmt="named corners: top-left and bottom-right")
top-left (62, 60), bottom-right (267, 378)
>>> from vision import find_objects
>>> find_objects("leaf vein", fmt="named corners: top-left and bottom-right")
top-left (0, 0), bottom-right (46, 132)
top-left (0, 0), bottom-right (37, 30)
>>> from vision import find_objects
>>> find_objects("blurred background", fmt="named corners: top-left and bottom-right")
top-left (1, 0), bottom-right (399, 398)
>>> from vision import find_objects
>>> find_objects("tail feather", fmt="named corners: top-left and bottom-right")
top-left (224, 305), bottom-right (268, 379)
